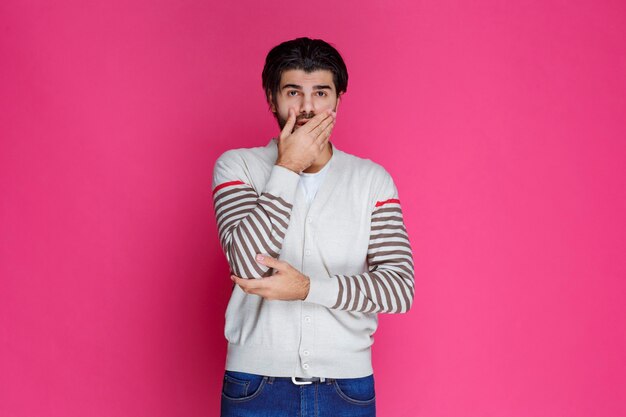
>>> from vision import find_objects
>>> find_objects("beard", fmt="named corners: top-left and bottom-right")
top-left (276, 111), bottom-right (316, 132)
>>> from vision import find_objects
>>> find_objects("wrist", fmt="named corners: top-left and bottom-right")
top-left (300, 275), bottom-right (311, 300)
top-left (276, 160), bottom-right (301, 174)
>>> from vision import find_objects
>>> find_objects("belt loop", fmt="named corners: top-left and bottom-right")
top-left (268, 376), bottom-right (274, 384)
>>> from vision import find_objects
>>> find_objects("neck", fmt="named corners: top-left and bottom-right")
top-left (302, 142), bottom-right (333, 173)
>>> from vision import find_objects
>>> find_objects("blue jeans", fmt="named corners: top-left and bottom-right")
top-left (220, 370), bottom-right (376, 417)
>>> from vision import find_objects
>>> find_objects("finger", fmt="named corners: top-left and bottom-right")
top-left (318, 131), bottom-right (331, 152)
top-left (310, 112), bottom-right (335, 137)
top-left (255, 253), bottom-right (283, 270)
top-left (312, 116), bottom-right (335, 143)
top-left (318, 131), bottom-right (331, 151)
top-left (231, 275), bottom-right (245, 286)
top-left (238, 284), bottom-right (259, 295)
top-left (232, 275), bottom-right (263, 290)
top-left (280, 108), bottom-right (297, 138)
top-left (317, 118), bottom-right (335, 150)
top-left (305, 109), bottom-right (333, 133)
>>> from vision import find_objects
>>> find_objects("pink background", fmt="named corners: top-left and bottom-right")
top-left (1, 1), bottom-right (625, 416)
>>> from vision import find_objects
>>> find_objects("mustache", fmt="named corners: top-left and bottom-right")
top-left (296, 112), bottom-right (316, 123)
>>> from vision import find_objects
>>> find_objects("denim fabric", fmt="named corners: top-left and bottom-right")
top-left (220, 370), bottom-right (376, 417)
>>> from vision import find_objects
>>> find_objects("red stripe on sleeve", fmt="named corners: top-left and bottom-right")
top-left (213, 180), bottom-right (246, 196)
top-left (375, 198), bottom-right (401, 207)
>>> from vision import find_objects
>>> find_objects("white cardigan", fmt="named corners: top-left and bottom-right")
top-left (211, 138), bottom-right (415, 378)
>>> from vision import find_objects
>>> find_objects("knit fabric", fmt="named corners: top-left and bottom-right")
top-left (211, 138), bottom-right (415, 378)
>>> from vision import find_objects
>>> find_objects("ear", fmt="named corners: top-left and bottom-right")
top-left (269, 92), bottom-right (276, 113)
top-left (335, 93), bottom-right (342, 112)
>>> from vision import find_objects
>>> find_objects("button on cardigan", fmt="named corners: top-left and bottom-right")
top-left (211, 138), bottom-right (415, 378)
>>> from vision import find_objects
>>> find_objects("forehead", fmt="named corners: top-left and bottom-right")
top-left (280, 69), bottom-right (335, 89)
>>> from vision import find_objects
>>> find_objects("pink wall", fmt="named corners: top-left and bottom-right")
top-left (1, 1), bottom-right (625, 416)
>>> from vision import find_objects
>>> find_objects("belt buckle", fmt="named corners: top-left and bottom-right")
top-left (291, 376), bottom-right (326, 385)
top-left (291, 376), bottom-right (313, 385)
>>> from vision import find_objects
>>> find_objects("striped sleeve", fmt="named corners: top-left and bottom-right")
top-left (305, 171), bottom-right (415, 313)
top-left (212, 151), bottom-right (300, 279)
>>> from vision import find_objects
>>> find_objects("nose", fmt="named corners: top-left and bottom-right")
top-left (300, 94), bottom-right (314, 116)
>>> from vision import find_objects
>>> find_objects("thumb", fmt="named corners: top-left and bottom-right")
top-left (255, 253), bottom-right (282, 270)
top-left (280, 108), bottom-right (296, 138)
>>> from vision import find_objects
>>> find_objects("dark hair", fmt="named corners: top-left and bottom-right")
top-left (262, 37), bottom-right (348, 111)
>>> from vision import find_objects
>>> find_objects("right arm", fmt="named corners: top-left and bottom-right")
top-left (212, 156), bottom-right (300, 279)
top-left (212, 107), bottom-right (336, 279)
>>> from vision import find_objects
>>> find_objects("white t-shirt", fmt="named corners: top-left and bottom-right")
top-left (298, 158), bottom-right (332, 207)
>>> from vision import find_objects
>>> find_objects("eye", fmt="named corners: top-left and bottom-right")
top-left (287, 90), bottom-right (299, 97)
top-left (316, 91), bottom-right (327, 97)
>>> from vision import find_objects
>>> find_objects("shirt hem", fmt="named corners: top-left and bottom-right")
top-left (225, 343), bottom-right (374, 378)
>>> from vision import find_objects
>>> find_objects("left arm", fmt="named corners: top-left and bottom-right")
top-left (312, 200), bottom-right (414, 313)
top-left (304, 172), bottom-right (414, 313)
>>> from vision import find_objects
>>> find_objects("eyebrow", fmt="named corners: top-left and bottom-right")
top-left (281, 84), bottom-right (333, 91)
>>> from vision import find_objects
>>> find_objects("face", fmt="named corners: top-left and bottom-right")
top-left (269, 69), bottom-right (341, 131)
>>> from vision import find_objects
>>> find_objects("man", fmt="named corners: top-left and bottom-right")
top-left (212, 37), bottom-right (414, 417)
